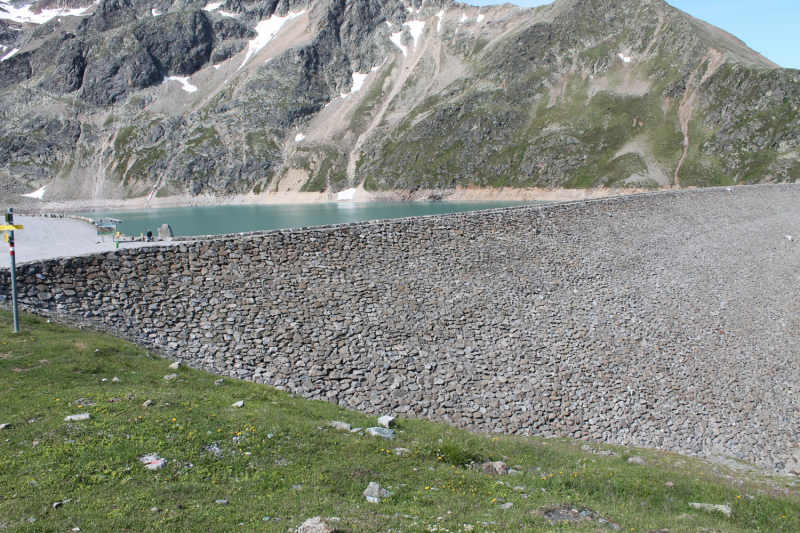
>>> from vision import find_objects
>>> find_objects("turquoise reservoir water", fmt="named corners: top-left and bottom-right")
top-left (76, 201), bottom-right (547, 237)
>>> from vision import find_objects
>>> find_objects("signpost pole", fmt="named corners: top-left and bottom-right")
top-left (6, 208), bottom-right (19, 333)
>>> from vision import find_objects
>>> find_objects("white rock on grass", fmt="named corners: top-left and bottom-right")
top-left (329, 421), bottom-right (351, 431)
top-left (296, 516), bottom-right (334, 533)
top-left (64, 413), bottom-right (90, 422)
top-left (500, 502), bottom-right (513, 509)
top-left (366, 427), bottom-right (395, 440)
top-left (377, 415), bottom-right (396, 428)
top-left (216, 499), bottom-right (229, 505)
top-left (140, 453), bottom-right (167, 471)
top-left (112, 377), bottom-right (121, 383)
top-left (142, 400), bottom-right (154, 407)
top-left (169, 361), bottom-right (181, 370)
top-left (0, 423), bottom-right (11, 429)
top-left (163, 373), bottom-right (179, 381)
top-left (232, 401), bottom-right (244, 408)
top-left (214, 379), bottom-right (224, 385)
top-left (689, 502), bottom-right (732, 516)
top-left (628, 456), bottom-right (647, 465)
top-left (363, 481), bottom-right (393, 503)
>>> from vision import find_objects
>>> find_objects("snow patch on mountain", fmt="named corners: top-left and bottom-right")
top-left (21, 185), bottom-right (45, 199)
top-left (390, 31), bottom-right (407, 57)
top-left (403, 20), bottom-right (425, 50)
top-left (337, 188), bottom-right (356, 201)
top-left (238, 10), bottom-right (306, 70)
top-left (163, 76), bottom-right (198, 93)
top-left (1, 48), bottom-right (19, 62)
top-left (0, 1), bottom-right (96, 25)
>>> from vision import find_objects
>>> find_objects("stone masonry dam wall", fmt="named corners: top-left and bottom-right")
top-left (2, 185), bottom-right (799, 473)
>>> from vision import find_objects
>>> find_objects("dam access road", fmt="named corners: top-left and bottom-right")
top-left (1, 184), bottom-right (798, 475)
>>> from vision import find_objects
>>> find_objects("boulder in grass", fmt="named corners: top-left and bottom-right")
top-left (329, 421), bottom-right (351, 431)
top-left (296, 516), bottom-right (334, 533)
top-left (689, 502), bottom-right (732, 516)
top-left (169, 361), bottom-right (181, 370)
top-left (232, 401), bottom-right (244, 408)
top-left (481, 461), bottom-right (508, 476)
top-left (64, 413), bottom-right (90, 422)
top-left (0, 423), bottom-right (11, 429)
top-left (377, 415), bottom-right (396, 428)
top-left (366, 427), bottom-right (395, 440)
top-left (363, 482), bottom-right (393, 503)
top-left (163, 373), bottom-right (179, 381)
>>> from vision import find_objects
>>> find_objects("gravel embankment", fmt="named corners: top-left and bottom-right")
top-left (2, 184), bottom-right (799, 474)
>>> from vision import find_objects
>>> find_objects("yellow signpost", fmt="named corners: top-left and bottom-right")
top-left (2, 210), bottom-right (21, 332)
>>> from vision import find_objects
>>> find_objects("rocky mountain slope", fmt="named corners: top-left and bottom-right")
top-left (1, 0), bottom-right (798, 203)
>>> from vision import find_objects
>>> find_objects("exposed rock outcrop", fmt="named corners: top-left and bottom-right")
top-left (0, 0), bottom-right (798, 202)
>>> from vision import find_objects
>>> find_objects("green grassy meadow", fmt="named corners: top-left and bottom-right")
top-left (0, 310), bottom-right (798, 532)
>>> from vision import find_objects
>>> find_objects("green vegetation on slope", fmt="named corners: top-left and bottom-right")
top-left (0, 311), bottom-right (798, 532)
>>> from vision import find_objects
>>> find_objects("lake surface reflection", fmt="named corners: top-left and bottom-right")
top-left (77, 201), bottom-right (548, 237)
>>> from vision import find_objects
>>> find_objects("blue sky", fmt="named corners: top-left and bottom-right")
top-left (463, 0), bottom-right (799, 70)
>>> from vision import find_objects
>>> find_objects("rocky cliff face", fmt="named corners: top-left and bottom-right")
top-left (0, 0), bottom-right (798, 203)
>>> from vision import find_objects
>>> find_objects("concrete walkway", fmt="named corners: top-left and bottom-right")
top-left (0, 216), bottom-right (171, 268)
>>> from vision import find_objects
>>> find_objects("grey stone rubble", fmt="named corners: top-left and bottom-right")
top-left (2, 186), bottom-right (799, 473)
top-left (163, 373), bottom-right (179, 381)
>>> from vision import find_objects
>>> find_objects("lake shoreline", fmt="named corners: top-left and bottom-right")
top-left (11, 185), bottom-right (660, 214)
